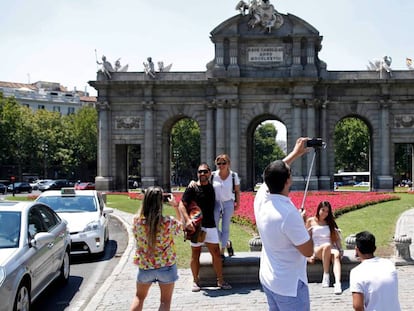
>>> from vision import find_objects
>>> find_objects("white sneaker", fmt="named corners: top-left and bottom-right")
top-left (334, 282), bottom-right (342, 295)
top-left (322, 273), bottom-right (330, 288)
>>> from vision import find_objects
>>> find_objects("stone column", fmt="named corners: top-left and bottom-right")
top-left (142, 100), bottom-right (156, 188)
top-left (215, 99), bottom-right (225, 155)
top-left (215, 42), bottom-right (224, 68)
top-left (319, 100), bottom-right (331, 190)
top-left (206, 101), bottom-right (216, 167)
top-left (228, 38), bottom-right (240, 76)
top-left (305, 38), bottom-right (317, 76)
top-left (380, 101), bottom-right (390, 175)
top-left (290, 37), bottom-right (302, 76)
top-left (377, 101), bottom-right (393, 190)
top-left (95, 101), bottom-right (112, 191)
top-left (306, 99), bottom-right (318, 190)
top-left (291, 99), bottom-right (304, 187)
top-left (230, 99), bottom-right (240, 172)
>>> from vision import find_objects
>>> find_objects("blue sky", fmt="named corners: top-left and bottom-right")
top-left (1, 0), bottom-right (413, 96)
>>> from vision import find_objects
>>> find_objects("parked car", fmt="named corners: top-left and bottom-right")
top-left (7, 182), bottom-right (32, 193)
top-left (0, 184), bottom-right (7, 195)
top-left (38, 179), bottom-right (71, 192)
top-left (36, 188), bottom-right (113, 255)
top-left (74, 182), bottom-right (95, 190)
top-left (30, 179), bottom-right (53, 190)
top-left (0, 201), bottom-right (71, 311)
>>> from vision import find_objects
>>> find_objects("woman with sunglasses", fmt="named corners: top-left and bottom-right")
top-left (211, 154), bottom-right (241, 259)
top-left (305, 201), bottom-right (343, 295)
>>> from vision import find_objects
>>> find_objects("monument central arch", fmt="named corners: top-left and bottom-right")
top-left (90, 1), bottom-right (414, 192)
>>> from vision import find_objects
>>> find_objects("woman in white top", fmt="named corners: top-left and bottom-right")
top-left (305, 201), bottom-right (343, 294)
top-left (211, 154), bottom-right (240, 259)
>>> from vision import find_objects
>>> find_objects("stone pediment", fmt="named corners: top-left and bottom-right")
top-left (207, 10), bottom-right (326, 79)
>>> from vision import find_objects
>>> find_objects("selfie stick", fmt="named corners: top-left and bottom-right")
top-left (300, 150), bottom-right (317, 212)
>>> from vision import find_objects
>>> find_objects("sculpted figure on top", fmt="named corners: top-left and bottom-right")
top-left (235, 0), bottom-right (283, 33)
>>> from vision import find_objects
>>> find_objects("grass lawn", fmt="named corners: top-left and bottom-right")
top-left (106, 191), bottom-right (414, 268)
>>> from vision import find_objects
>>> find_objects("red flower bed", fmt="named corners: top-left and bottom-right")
top-left (233, 191), bottom-right (399, 228)
top-left (129, 190), bottom-right (399, 230)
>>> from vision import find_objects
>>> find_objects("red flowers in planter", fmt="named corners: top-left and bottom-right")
top-left (234, 191), bottom-right (399, 227)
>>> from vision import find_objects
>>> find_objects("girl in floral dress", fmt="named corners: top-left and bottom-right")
top-left (130, 186), bottom-right (182, 311)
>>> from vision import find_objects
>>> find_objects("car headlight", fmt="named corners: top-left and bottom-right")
top-left (0, 266), bottom-right (6, 287)
top-left (83, 220), bottom-right (101, 232)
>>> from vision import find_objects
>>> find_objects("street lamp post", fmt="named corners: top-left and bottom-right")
top-left (42, 143), bottom-right (48, 178)
top-left (173, 150), bottom-right (179, 186)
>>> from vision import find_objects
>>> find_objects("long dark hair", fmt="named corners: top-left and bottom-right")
top-left (139, 186), bottom-right (164, 248)
top-left (315, 201), bottom-right (339, 242)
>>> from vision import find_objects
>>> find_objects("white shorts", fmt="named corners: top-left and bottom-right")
top-left (190, 227), bottom-right (219, 247)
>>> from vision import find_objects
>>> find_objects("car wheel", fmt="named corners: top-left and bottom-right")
top-left (14, 281), bottom-right (31, 311)
top-left (58, 250), bottom-right (70, 284)
top-left (28, 189), bottom-right (32, 193)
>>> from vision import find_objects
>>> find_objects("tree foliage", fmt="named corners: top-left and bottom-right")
top-left (171, 118), bottom-right (200, 185)
top-left (254, 122), bottom-right (285, 182)
top-left (334, 117), bottom-right (369, 172)
top-left (0, 92), bottom-right (97, 181)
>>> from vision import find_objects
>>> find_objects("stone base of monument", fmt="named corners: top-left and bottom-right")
top-left (198, 250), bottom-right (360, 286)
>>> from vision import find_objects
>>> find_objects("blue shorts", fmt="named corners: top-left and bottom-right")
top-left (136, 264), bottom-right (179, 284)
top-left (262, 280), bottom-right (310, 311)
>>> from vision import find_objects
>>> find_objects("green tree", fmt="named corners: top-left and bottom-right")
top-left (64, 106), bottom-right (98, 179)
top-left (254, 122), bottom-right (285, 182)
top-left (171, 118), bottom-right (200, 185)
top-left (334, 117), bottom-right (370, 172)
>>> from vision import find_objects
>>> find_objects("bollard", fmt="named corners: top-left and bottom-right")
top-left (394, 235), bottom-right (413, 261)
top-left (249, 236), bottom-right (262, 251)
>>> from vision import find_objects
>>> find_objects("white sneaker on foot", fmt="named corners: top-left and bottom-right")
top-left (334, 282), bottom-right (342, 294)
top-left (322, 273), bottom-right (330, 288)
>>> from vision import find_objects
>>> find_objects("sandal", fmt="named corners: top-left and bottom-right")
top-left (227, 240), bottom-right (234, 257)
top-left (192, 281), bottom-right (201, 292)
top-left (218, 281), bottom-right (232, 290)
top-left (217, 277), bottom-right (232, 290)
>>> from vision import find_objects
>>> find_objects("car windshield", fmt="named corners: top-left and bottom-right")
top-left (0, 211), bottom-right (21, 248)
top-left (37, 196), bottom-right (97, 213)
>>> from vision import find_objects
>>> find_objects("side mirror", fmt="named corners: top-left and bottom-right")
top-left (31, 232), bottom-right (54, 248)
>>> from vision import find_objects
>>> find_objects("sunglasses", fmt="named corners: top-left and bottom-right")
top-left (198, 169), bottom-right (209, 174)
top-left (216, 162), bottom-right (227, 165)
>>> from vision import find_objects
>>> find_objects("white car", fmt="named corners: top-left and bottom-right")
top-left (0, 201), bottom-right (71, 311)
top-left (36, 188), bottom-right (113, 255)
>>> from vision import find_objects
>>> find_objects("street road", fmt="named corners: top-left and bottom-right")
top-left (31, 215), bottom-right (128, 311)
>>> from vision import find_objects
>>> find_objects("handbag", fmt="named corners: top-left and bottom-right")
top-left (184, 201), bottom-right (203, 242)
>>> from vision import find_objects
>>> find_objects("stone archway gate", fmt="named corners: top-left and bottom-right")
top-left (90, 7), bottom-right (414, 192)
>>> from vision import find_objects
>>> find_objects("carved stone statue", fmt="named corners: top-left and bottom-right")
top-left (96, 55), bottom-right (115, 79)
top-left (236, 0), bottom-right (283, 33)
top-left (158, 61), bottom-right (173, 72)
top-left (115, 58), bottom-right (129, 72)
top-left (407, 58), bottom-right (414, 70)
top-left (143, 57), bottom-right (156, 78)
top-left (367, 56), bottom-right (392, 77)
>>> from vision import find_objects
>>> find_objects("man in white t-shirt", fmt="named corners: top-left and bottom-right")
top-left (350, 231), bottom-right (401, 311)
top-left (254, 137), bottom-right (314, 311)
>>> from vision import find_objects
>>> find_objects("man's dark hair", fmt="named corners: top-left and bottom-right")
top-left (264, 160), bottom-right (290, 194)
top-left (355, 231), bottom-right (376, 254)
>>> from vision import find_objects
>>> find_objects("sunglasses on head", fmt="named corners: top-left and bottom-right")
top-left (216, 161), bottom-right (227, 165)
top-left (198, 169), bottom-right (209, 174)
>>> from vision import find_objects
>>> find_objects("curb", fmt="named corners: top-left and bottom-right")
top-left (83, 212), bottom-right (135, 311)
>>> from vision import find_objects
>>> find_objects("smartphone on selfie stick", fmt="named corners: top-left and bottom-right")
top-left (300, 138), bottom-right (326, 212)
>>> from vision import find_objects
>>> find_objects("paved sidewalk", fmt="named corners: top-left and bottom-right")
top-left (84, 208), bottom-right (414, 311)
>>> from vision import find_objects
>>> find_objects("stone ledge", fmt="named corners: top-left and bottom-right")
top-left (198, 250), bottom-right (360, 286)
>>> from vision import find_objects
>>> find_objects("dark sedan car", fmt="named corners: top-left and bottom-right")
top-left (7, 182), bottom-right (32, 193)
top-left (0, 183), bottom-right (7, 195)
